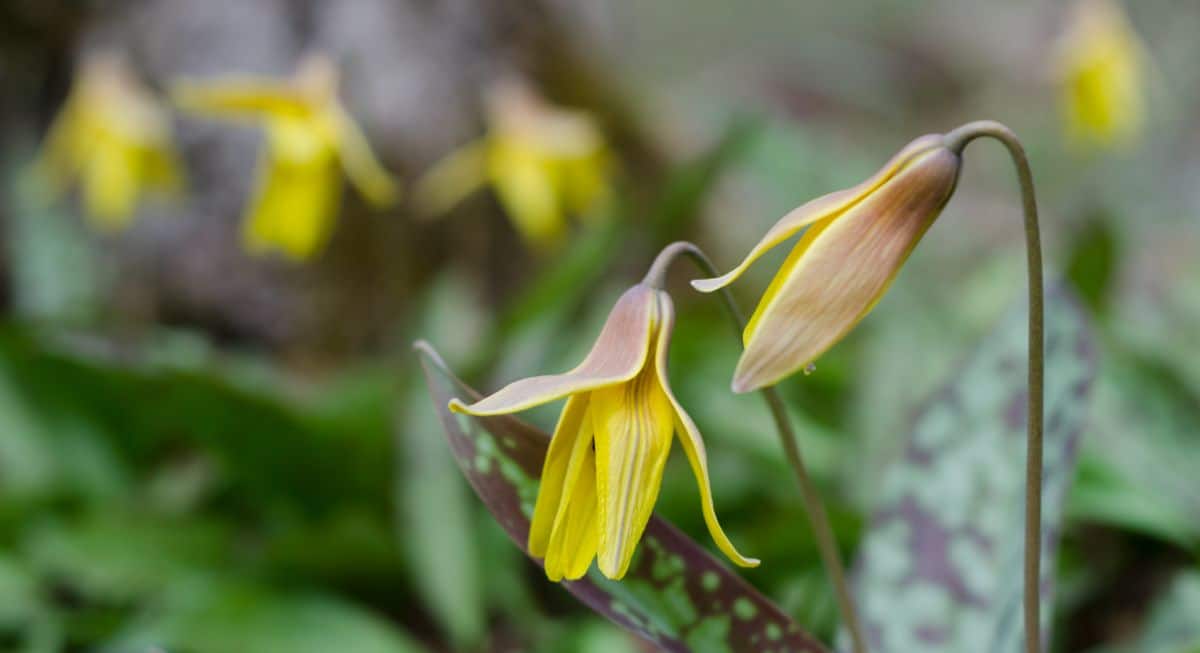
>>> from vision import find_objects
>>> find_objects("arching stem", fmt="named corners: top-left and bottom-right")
top-left (644, 241), bottom-right (869, 653)
top-left (945, 120), bottom-right (1046, 653)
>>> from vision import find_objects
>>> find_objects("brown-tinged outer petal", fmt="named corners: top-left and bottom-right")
top-left (691, 134), bottom-right (944, 293)
top-left (652, 291), bottom-right (760, 568)
top-left (450, 284), bottom-right (657, 415)
top-left (733, 147), bottom-right (961, 392)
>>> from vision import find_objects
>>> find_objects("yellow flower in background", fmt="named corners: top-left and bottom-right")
top-left (450, 284), bottom-right (758, 581)
top-left (37, 53), bottom-right (183, 231)
top-left (172, 55), bottom-right (398, 260)
top-left (1055, 0), bottom-right (1145, 147)
top-left (693, 135), bottom-right (962, 393)
top-left (416, 80), bottom-right (611, 251)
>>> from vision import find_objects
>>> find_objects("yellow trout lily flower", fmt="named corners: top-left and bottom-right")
top-left (693, 135), bottom-right (962, 393)
top-left (172, 55), bottom-right (398, 260)
top-left (416, 80), bottom-right (611, 251)
top-left (1055, 0), bottom-right (1145, 147)
top-left (449, 284), bottom-right (758, 581)
top-left (37, 53), bottom-right (183, 231)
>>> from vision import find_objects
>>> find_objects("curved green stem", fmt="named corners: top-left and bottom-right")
top-left (645, 241), bottom-right (868, 653)
top-left (945, 121), bottom-right (1045, 653)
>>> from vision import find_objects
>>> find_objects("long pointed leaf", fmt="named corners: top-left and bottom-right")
top-left (416, 341), bottom-right (828, 653)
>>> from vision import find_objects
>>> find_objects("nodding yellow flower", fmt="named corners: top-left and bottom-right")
top-left (172, 55), bottom-right (398, 260)
top-left (415, 80), bottom-right (611, 251)
top-left (1055, 0), bottom-right (1145, 147)
top-left (37, 53), bottom-right (183, 231)
top-left (693, 135), bottom-right (962, 393)
top-left (449, 284), bottom-right (758, 581)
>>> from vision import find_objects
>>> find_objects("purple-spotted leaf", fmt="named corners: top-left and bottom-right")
top-left (415, 341), bottom-right (828, 653)
top-left (849, 283), bottom-right (1097, 652)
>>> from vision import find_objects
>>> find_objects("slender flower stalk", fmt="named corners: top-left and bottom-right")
top-left (694, 122), bottom-right (1045, 653)
top-left (943, 121), bottom-right (1045, 653)
top-left (449, 269), bottom-right (757, 581)
top-left (646, 241), bottom-right (868, 653)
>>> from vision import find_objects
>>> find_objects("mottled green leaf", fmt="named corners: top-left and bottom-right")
top-left (416, 341), bottom-right (828, 653)
top-left (850, 284), bottom-right (1097, 652)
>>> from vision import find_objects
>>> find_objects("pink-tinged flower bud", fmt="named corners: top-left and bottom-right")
top-left (694, 134), bottom-right (962, 392)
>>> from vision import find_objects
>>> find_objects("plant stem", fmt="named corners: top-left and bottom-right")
top-left (945, 121), bottom-right (1045, 653)
top-left (644, 241), bottom-right (869, 653)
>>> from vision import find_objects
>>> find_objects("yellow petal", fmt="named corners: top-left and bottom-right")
top-left (652, 292), bottom-right (759, 568)
top-left (334, 106), bottom-right (399, 207)
top-left (35, 102), bottom-right (84, 193)
top-left (591, 354), bottom-right (674, 580)
top-left (542, 401), bottom-right (600, 581)
top-left (488, 141), bottom-right (566, 250)
top-left (412, 140), bottom-right (489, 216)
top-left (243, 148), bottom-right (341, 260)
top-left (528, 394), bottom-right (590, 558)
top-left (81, 138), bottom-right (140, 230)
top-left (733, 147), bottom-right (961, 392)
top-left (691, 134), bottom-right (945, 293)
top-left (1057, 0), bottom-right (1144, 147)
top-left (450, 284), bottom-right (658, 416)
top-left (171, 78), bottom-right (311, 121)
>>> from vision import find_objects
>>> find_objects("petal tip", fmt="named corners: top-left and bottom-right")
top-left (690, 276), bottom-right (726, 293)
top-left (730, 375), bottom-right (759, 394)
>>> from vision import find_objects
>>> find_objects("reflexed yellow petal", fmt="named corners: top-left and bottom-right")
top-left (412, 140), bottom-right (488, 216)
top-left (733, 148), bottom-right (961, 392)
top-left (450, 284), bottom-right (658, 416)
top-left (488, 141), bottom-right (566, 250)
top-left (243, 150), bottom-right (341, 260)
top-left (691, 134), bottom-right (944, 294)
top-left (651, 292), bottom-right (759, 568)
top-left (591, 357), bottom-right (674, 580)
top-left (334, 107), bottom-right (398, 207)
top-left (528, 394), bottom-right (590, 558)
top-left (543, 404), bottom-right (600, 582)
top-left (171, 78), bottom-right (311, 120)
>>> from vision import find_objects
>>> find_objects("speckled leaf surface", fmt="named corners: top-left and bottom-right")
top-left (416, 342), bottom-right (828, 653)
top-left (849, 284), bottom-right (1096, 652)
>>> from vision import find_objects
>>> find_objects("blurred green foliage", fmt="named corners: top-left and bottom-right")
top-left (1, 0), bottom-right (1199, 651)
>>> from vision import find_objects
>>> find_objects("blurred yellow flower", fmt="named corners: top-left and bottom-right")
top-left (172, 55), bottom-right (398, 260)
top-left (694, 135), bottom-right (962, 393)
top-left (1055, 0), bottom-right (1145, 147)
top-left (416, 80), bottom-right (611, 251)
top-left (450, 284), bottom-right (757, 581)
top-left (37, 53), bottom-right (183, 231)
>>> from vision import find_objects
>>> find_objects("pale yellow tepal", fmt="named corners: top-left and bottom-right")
top-left (38, 53), bottom-right (183, 231)
top-left (173, 55), bottom-right (398, 260)
top-left (416, 81), bottom-right (611, 251)
top-left (1055, 0), bottom-right (1145, 147)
